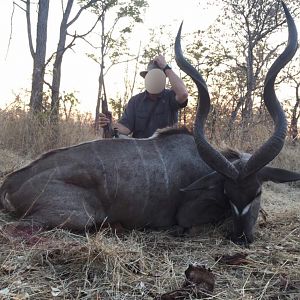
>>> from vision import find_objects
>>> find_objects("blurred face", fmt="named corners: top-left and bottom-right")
top-left (144, 69), bottom-right (166, 94)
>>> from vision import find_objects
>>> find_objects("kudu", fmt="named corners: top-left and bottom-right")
top-left (0, 3), bottom-right (299, 244)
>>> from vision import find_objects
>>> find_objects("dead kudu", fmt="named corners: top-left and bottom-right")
top-left (1, 3), bottom-right (299, 244)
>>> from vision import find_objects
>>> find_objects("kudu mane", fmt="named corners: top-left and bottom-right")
top-left (154, 127), bottom-right (192, 137)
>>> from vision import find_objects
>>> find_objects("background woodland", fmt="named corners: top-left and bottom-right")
top-left (1, 0), bottom-right (300, 156)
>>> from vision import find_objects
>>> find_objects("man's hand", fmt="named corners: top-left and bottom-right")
top-left (98, 113), bottom-right (131, 135)
top-left (154, 54), bottom-right (167, 69)
top-left (98, 112), bottom-right (111, 128)
top-left (154, 55), bottom-right (188, 103)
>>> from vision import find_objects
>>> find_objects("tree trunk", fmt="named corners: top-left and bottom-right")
top-left (50, 0), bottom-right (74, 142)
top-left (226, 96), bottom-right (244, 139)
top-left (95, 65), bottom-right (104, 133)
top-left (243, 43), bottom-right (255, 125)
top-left (290, 83), bottom-right (300, 143)
top-left (29, 0), bottom-right (49, 113)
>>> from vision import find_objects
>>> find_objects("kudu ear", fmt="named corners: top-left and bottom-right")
top-left (181, 172), bottom-right (224, 192)
top-left (258, 166), bottom-right (300, 183)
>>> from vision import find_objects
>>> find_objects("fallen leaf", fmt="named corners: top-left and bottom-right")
top-left (154, 264), bottom-right (215, 299)
top-left (184, 264), bottom-right (215, 293)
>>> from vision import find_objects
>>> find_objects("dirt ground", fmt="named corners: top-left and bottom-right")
top-left (0, 149), bottom-right (299, 299)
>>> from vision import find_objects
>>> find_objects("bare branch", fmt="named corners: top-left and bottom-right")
top-left (45, 52), bottom-right (55, 68)
top-left (130, 41), bottom-right (141, 98)
top-left (45, 32), bottom-right (76, 71)
top-left (254, 42), bottom-right (283, 79)
top-left (43, 79), bottom-right (53, 91)
top-left (26, 0), bottom-right (35, 58)
top-left (63, 34), bottom-right (77, 54)
top-left (103, 18), bottom-right (119, 56)
top-left (5, 2), bottom-right (16, 60)
top-left (78, 35), bottom-right (100, 50)
top-left (67, 0), bottom-right (101, 28)
top-left (60, 0), bottom-right (64, 13)
top-left (68, 14), bottom-right (102, 40)
top-left (104, 55), bottom-right (138, 76)
top-left (13, 1), bottom-right (26, 12)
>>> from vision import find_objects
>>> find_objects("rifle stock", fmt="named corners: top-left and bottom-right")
top-left (101, 97), bottom-right (113, 138)
top-left (101, 80), bottom-right (119, 138)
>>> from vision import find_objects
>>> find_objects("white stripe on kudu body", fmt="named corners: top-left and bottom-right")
top-left (113, 162), bottom-right (120, 200)
top-left (134, 140), bottom-right (150, 211)
top-left (153, 140), bottom-right (170, 197)
top-left (92, 143), bottom-right (109, 199)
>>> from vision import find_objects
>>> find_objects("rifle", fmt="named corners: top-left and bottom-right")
top-left (101, 81), bottom-right (119, 138)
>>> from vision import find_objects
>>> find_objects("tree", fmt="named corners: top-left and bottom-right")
top-left (12, 1), bottom-right (50, 113)
top-left (61, 91), bottom-right (80, 121)
top-left (26, 0), bottom-right (50, 113)
top-left (180, 0), bottom-right (299, 143)
top-left (12, 0), bottom-right (104, 135)
top-left (85, 0), bottom-right (148, 133)
top-left (280, 53), bottom-right (300, 143)
top-left (289, 78), bottom-right (300, 142)
top-left (50, 0), bottom-right (103, 130)
top-left (221, 0), bottom-right (299, 127)
top-left (109, 54), bottom-right (142, 121)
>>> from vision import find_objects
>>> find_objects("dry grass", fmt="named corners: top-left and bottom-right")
top-left (271, 144), bottom-right (300, 172)
top-left (0, 106), bottom-right (98, 157)
top-left (0, 206), bottom-right (299, 299)
top-left (0, 107), bottom-right (299, 299)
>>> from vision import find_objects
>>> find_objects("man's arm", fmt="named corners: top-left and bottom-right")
top-left (154, 55), bottom-right (188, 104)
top-left (115, 122), bottom-right (131, 135)
top-left (98, 96), bottom-right (136, 136)
top-left (98, 113), bottom-right (132, 135)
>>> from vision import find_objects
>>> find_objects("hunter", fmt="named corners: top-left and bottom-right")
top-left (99, 55), bottom-right (188, 138)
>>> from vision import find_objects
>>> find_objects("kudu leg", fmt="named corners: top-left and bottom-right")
top-left (8, 180), bottom-right (107, 232)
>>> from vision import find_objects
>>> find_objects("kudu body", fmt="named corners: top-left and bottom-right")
top-left (0, 129), bottom-right (225, 231)
top-left (0, 3), bottom-right (299, 243)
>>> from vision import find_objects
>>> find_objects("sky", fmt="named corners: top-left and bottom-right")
top-left (0, 0), bottom-right (222, 114)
